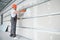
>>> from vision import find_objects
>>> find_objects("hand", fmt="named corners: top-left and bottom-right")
top-left (20, 9), bottom-right (26, 13)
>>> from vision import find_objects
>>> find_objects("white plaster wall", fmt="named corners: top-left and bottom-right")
top-left (18, 0), bottom-right (60, 40)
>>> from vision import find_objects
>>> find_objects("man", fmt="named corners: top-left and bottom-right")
top-left (10, 4), bottom-right (17, 37)
top-left (10, 3), bottom-right (26, 37)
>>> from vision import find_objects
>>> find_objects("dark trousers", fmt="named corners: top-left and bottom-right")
top-left (11, 15), bottom-right (17, 35)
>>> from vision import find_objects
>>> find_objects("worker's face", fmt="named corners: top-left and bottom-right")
top-left (12, 6), bottom-right (17, 10)
top-left (13, 8), bottom-right (16, 10)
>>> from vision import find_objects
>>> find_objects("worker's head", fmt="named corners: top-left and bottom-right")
top-left (11, 4), bottom-right (17, 10)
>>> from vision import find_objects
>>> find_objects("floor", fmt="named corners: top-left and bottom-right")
top-left (0, 31), bottom-right (31, 40)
